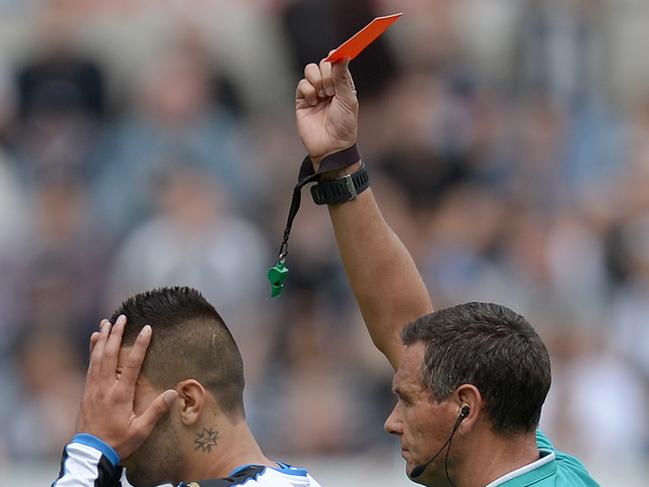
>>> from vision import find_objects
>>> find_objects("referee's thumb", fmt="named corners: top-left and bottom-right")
top-left (332, 59), bottom-right (356, 103)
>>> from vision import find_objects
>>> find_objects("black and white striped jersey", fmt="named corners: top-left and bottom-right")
top-left (52, 434), bottom-right (323, 487)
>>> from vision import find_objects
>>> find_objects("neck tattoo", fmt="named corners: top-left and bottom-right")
top-left (194, 427), bottom-right (221, 453)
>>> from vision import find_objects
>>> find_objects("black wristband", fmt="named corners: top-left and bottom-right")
top-left (310, 164), bottom-right (369, 205)
top-left (314, 144), bottom-right (361, 172)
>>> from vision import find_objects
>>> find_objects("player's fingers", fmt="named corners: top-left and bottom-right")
top-left (319, 57), bottom-right (334, 97)
top-left (89, 331), bottom-right (100, 356)
top-left (332, 58), bottom-right (357, 105)
top-left (296, 78), bottom-right (318, 107)
top-left (119, 325), bottom-right (152, 390)
top-left (132, 390), bottom-right (178, 439)
top-left (88, 320), bottom-right (111, 380)
top-left (304, 63), bottom-right (326, 99)
top-left (101, 315), bottom-right (126, 379)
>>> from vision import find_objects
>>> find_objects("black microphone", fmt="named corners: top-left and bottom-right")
top-left (410, 405), bottom-right (470, 479)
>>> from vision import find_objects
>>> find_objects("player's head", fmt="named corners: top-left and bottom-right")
top-left (384, 302), bottom-right (551, 485)
top-left (110, 286), bottom-right (245, 487)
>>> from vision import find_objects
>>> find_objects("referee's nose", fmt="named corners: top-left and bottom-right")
top-left (384, 404), bottom-right (403, 436)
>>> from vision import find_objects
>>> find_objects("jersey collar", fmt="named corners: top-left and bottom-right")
top-left (485, 449), bottom-right (556, 487)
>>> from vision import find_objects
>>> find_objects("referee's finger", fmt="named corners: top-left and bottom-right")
top-left (319, 56), bottom-right (334, 97)
top-left (296, 79), bottom-right (317, 107)
top-left (119, 325), bottom-right (152, 390)
top-left (331, 58), bottom-right (356, 104)
top-left (88, 320), bottom-right (111, 381)
top-left (304, 63), bottom-right (325, 99)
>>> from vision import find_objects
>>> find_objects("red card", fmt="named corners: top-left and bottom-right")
top-left (325, 13), bottom-right (403, 63)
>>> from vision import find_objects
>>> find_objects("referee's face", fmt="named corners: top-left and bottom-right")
top-left (385, 342), bottom-right (457, 484)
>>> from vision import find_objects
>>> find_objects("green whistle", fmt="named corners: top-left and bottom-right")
top-left (267, 262), bottom-right (289, 298)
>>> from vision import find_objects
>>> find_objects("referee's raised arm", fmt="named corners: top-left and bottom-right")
top-left (294, 59), bottom-right (600, 487)
top-left (295, 57), bottom-right (432, 371)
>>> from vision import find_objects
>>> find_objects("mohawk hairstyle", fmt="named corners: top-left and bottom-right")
top-left (111, 286), bottom-right (245, 418)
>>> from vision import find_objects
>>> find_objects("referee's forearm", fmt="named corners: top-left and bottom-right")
top-left (328, 187), bottom-right (433, 370)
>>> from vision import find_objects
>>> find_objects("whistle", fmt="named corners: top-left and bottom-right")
top-left (267, 262), bottom-right (289, 298)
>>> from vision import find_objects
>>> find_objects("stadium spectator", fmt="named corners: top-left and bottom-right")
top-left (0, 151), bottom-right (24, 350)
top-left (11, 2), bottom-right (106, 184)
top-left (104, 160), bottom-right (269, 318)
top-left (8, 176), bottom-right (111, 353)
top-left (5, 330), bottom-right (83, 461)
top-left (93, 40), bottom-right (251, 232)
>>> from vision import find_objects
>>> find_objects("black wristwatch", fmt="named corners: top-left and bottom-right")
top-left (310, 164), bottom-right (370, 205)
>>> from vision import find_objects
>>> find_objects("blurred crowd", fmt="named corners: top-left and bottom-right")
top-left (0, 0), bottom-right (648, 477)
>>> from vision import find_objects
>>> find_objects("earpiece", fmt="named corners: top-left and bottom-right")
top-left (459, 404), bottom-right (470, 419)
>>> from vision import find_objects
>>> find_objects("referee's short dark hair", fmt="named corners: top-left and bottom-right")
top-left (402, 302), bottom-right (551, 434)
top-left (110, 286), bottom-right (245, 419)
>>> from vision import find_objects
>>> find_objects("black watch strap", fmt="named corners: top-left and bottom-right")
top-left (310, 165), bottom-right (369, 205)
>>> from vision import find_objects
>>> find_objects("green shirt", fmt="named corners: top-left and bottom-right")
top-left (487, 431), bottom-right (600, 486)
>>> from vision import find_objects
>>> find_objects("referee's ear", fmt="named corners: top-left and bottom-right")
top-left (455, 384), bottom-right (481, 433)
top-left (176, 379), bottom-right (207, 426)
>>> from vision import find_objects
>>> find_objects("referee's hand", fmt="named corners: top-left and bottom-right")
top-left (296, 55), bottom-right (359, 171)
top-left (76, 317), bottom-right (178, 460)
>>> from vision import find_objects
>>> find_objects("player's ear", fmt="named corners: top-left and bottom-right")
top-left (176, 379), bottom-right (206, 426)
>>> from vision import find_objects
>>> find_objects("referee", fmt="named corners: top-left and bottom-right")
top-left (52, 287), bottom-right (322, 487)
top-left (297, 58), bottom-right (600, 486)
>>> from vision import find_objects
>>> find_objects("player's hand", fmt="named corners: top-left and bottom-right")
top-left (296, 57), bottom-right (359, 171)
top-left (77, 316), bottom-right (178, 460)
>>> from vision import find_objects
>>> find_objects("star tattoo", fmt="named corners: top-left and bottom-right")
top-left (194, 427), bottom-right (220, 453)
